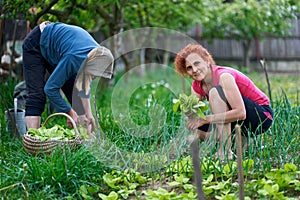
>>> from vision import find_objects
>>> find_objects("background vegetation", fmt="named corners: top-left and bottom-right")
top-left (0, 67), bottom-right (299, 199)
top-left (0, 0), bottom-right (299, 199)
top-left (1, 0), bottom-right (300, 73)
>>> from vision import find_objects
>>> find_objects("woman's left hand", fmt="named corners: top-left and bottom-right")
top-left (78, 115), bottom-right (95, 134)
top-left (79, 97), bottom-right (96, 135)
top-left (86, 115), bottom-right (95, 134)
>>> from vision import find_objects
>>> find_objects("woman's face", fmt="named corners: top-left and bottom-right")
top-left (185, 53), bottom-right (210, 81)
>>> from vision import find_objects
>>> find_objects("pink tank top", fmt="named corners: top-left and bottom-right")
top-left (192, 66), bottom-right (270, 106)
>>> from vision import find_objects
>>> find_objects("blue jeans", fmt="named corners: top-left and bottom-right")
top-left (22, 26), bottom-right (84, 116)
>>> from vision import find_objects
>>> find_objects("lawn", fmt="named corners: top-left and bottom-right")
top-left (0, 66), bottom-right (299, 199)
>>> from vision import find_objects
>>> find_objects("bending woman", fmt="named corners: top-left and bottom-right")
top-left (23, 22), bottom-right (114, 133)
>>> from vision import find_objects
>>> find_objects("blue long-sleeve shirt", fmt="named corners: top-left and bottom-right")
top-left (40, 23), bottom-right (99, 113)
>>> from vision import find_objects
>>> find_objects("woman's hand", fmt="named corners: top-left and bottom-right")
top-left (79, 97), bottom-right (95, 134)
top-left (78, 114), bottom-right (95, 134)
top-left (186, 113), bottom-right (207, 130)
top-left (67, 109), bottom-right (79, 128)
top-left (87, 115), bottom-right (95, 134)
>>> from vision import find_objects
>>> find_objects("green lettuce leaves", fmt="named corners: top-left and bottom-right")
top-left (27, 124), bottom-right (90, 141)
top-left (173, 93), bottom-right (208, 119)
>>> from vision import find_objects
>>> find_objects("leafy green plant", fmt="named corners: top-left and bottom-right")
top-left (143, 188), bottom-right (178, 199)
top-left (173, 93), bottom-right (208, 119)
top-left (167, 174), bottom-right (190, 187)
top-left (98, 191), bottom-right (119, 200)
top-left (96, 169), bottom-right (148, 200)
top-left (265, 163), bottom-right (299, 190)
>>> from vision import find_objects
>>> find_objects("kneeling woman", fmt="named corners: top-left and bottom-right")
top-left (174, 44), bottom-right (273, 160)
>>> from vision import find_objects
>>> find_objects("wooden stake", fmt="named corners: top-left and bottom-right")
top-left (235, 124), bottom-right (245, 200)
top-left (260, 59), bottom-right (272, 107)
top-left (190, 130), bottom-right (205, 200)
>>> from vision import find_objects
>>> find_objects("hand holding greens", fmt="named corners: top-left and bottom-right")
top-left (172, 93), bottom-right (208, 119)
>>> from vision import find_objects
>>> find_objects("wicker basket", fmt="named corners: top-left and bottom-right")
top-left (22, 113), bottom-right (87, 155)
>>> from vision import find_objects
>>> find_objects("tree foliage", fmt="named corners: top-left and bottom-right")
top-left (1, 0), bottom-right (299, 69)
top-left (199, 0), bottom-right (299, 67)
top-left (122, 0), bottom-right (201, 31)
top-left (1, 0), bottom-right (203, 74)
top-left (1, 0), bottom-right (202, 36)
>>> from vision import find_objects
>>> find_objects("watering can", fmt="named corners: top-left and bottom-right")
top-left (5, 98), bottom-right (26, 137)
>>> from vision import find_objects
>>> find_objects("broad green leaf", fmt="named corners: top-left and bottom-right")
top-left (284, 163), bottom-right (297, 172)
top-left (174, 174), bottom-right (189, 184)
top-left (196, 109), bottom-right (206, 120)
top-left (27, 128), bottom-right (40, 136)
top-left (173, 101), bottom-right (181, 113)
top-left (243, 159), bottom-right (254, 170)
top-left (183, 184), bottom-right (195, 192)
top-left (167, 181), bottom-right (180, 187)
top-left (103, 173), bottom-right (122, 189)
top-left (135, 173), bottom-right (147, 184)
top-left (98, 191), bottom-right (118, 200)
top-left (203, 174), bottom-right (214, 185)
top-left (179, 191), bottom-right (197, 199)
top-left (203, 185), bottom-right (214, 195)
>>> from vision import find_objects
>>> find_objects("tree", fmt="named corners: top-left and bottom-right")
top-left (1, 0), bottom-right (201, 67)
top-left (120, 0), bottom-right (202, 76)
top-left (198, 0), bottom-right (298, 68)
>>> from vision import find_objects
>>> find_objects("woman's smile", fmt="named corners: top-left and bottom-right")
top-left (193, 71), bottom-right (204, 79)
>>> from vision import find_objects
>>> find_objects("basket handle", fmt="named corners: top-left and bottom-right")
top-left (42, 112), bottom-right (79, 137)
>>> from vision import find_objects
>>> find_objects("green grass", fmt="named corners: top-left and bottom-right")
top-left (0, 67), bottom-right (299, 199)
top-left (0, 136), bottom-right (109, 199)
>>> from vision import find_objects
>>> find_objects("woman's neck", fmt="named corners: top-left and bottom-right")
top-left (202, 65), bottom-right (213, 86)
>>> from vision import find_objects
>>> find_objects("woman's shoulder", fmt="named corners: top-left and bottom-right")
top-left (213, 65), bottom-right (237, 73)
top-left (213, 65), bottom-right (247, 79)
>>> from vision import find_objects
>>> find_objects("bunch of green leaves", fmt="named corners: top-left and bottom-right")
top-left (96, 169), bottom-right (148, 200)
top-left (27, 125), bottom-right (90, 141)
top-left (173, 93), bottom-right (208, 119)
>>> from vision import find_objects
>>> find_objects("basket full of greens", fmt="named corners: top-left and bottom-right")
top-left (22, 112), bottom-right (91, 155)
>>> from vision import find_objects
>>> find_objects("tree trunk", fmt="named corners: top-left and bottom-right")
top-left (10, 21), bottom-right (17, 76)
top-left (138, 48), bottom-right (146, 76)
top-left (242, 39), bottom-right (252, 68)
top-left (162, 36), bottom-right (171, 68)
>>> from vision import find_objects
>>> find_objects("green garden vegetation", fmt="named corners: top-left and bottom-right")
top-left (0, 67), bottom-right (299, 199)
top-left (173, 93), bottom-right (209, 120)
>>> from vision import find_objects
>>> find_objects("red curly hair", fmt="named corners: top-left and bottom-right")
top-left (174, 44), bottom-right (215, 76)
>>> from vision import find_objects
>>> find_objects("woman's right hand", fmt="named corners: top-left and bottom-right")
top-left (67, 109), bottom-right (79, 128)
top-left (186, 112), bottom-right (207, 130)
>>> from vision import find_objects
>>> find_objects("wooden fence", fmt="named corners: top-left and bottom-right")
top-left (190, 14), bottom-right (300, 72)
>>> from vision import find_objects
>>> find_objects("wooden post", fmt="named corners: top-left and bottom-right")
top-left (235, 125), bottom-right (245, 200)
top-left (260, 59), bottom-right (272, 107)
top-left (190, 130), bottom-right (205, 200)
